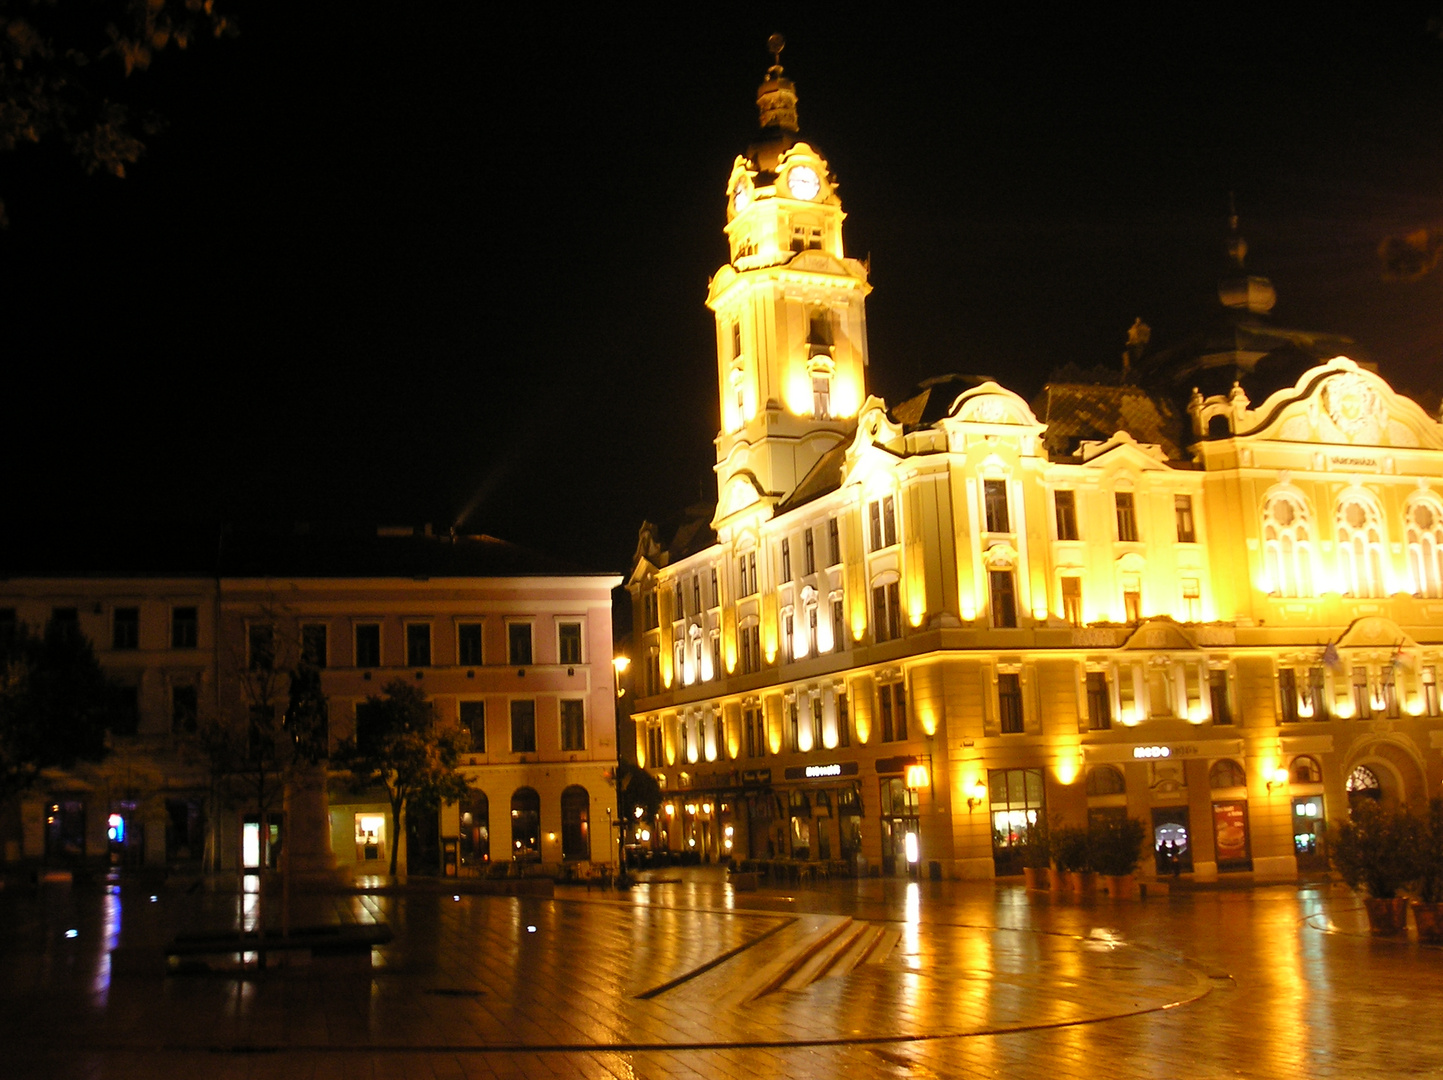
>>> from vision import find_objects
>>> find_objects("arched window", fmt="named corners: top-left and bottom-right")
top-left (459, 791), bottom-right (490, 867)
top-left (1209, 759), bottom-right (1247, 789)
top-left (1291, 756), bottom-right (1322, 784)
top-left (1085, 765), bottom-right (1126, 796)
top-left (1346, 765), bottom-right (1382, 803)
top-left (1261, 494), bottom-right (1313, 597)
top-left (510, 787), bottom-right (541, 861)
top-left (1336, 496), bottom-right (1386, 598)
top-left (1405, 498), bottom-right (1443, 598)
top-left (560, 786), bottom-right (590, 863)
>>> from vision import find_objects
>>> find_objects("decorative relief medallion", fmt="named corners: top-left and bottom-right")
top-left (1322, 373), bottom-right (1378, 438)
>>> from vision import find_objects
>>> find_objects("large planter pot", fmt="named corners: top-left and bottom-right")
top-left (1413, 901), bottom-right (1443, 944)
top-left (1364, 896), bottom-right (1409, 936)
top-left (1047, 867), bottom-right (1066, 891)
top-left (1103, 873), bottom-right (1137, 899)
top-left (1067, 870), bottom-right (1096, 896)
top-left (1023, 866), bottom-right (1042, 891)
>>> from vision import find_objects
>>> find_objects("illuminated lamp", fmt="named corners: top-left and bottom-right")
top-left (961, 603), bottom-right (976, 622)
top-left (701, 803), bottom-right (712, 815)
top-left (1266, 767), bottom-right (1289, 794)
top-left (904, 832), bottom-right (920, 865)
top-left (905, 763), bottom-right (930, 790)
top-left (724, 825), bottom-right (734, 839)
top-left (966, 782), bottom-right (987, 813)
top-left (1055, 757), bottom-right (1078, 785)
top-left (685, 803), bottom-right (697, 815)
top-left (633, 806), bottom-right (644, 819)
top-left (546, 832), bottom-right (556, 843)
top-left (665, 804), bottom-right (675, 817)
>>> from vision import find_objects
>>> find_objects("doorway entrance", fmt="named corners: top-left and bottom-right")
top-left (880, 777), bottom-right (919, 876)
top-left (1292, 795), bottom-right (1328, 871)
top-left (1151, 806), bottom-right (1192, 874)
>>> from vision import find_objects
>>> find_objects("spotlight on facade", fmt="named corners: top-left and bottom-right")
top-left (1267, 767), bottom-right (1289, 793)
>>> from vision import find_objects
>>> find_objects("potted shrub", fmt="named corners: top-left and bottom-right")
top-left (1089, 816), bottom-right (1147, 898)
top-left (1053, 825), bottom-right (1094, 895)
top-left (1021, 817), bottom-right (1050, 890)
top-left (1412, 798), bottom-right (1443, 944)
top-left (1330, 799), bottom-right (1419, 935)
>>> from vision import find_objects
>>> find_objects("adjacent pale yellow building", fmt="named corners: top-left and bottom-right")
top-left (625, 51), bottom-right (1443, 880)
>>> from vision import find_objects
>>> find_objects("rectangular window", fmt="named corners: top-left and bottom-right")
top-left (1210, 669), bottom-right (1232, 725)
top-left (828, 516), bottom-right (841, 565)
top-left (355, 623), bottom-right (381, 668)
top-left (739, 624), bottom-right (761, 674)
top-left (1086, 671), bottom-right (1111, 730)
top-left (172, 685), bottom-right (198, 736)
top-left (1382, 669), bottom-right (1400, 719)
top-left (789, 700), bottom-right (800, 752)
top-left (647, 723), bottom-right (664, 766)
top-left (1352, 668), bottom-right (1371, 718)
top-left (983, 479), bottom-right (1010, 533)
top-left (510, 699), bottom-right (537, 753)
top-left (743, 707), bottom-right (763, 758)
top-left (989, 570), bottom-right (1017, 628)
top-left (879, 682), bottom-right (907, 742)
top-left (508, 623), bottom-right (533, 666)
top-left (738, 552), bottom-right (758, 597)
top-left (710, 567), bottom-right (719, 606)
top-left (1123, 579), bottom-right (1142, 623)
top-left (883, 496), bottom-right (897, 547)
top-left (1115, 492), bottom-right (1138, 542)
top-left (804, 529), bottom-right (816, 575)
top-left (783, 613), bottom-right (794, 663)
top-left (406, 624), bottom-right (431, 668)
top-left (1425, 667), bottom-right (1440, 717)
top-left (1175, 494), bottom-right (1196, 543)
top-left (674, 580), bottom-right (685, 617)
top-left (113, 607), bottom-right (139, 650)
top-left (301, 623), bottom-right (328, 668)
top-left (692, 576), bottom-right (701, 613)
top-left (1061, 577), bottom-right (1083, 627)
top-left (460, 701), bottom-right (486, 752)
top-left (114, 686), bottom-right (139, 736)
top-left (781, 538), bottom-right (792, 582)
top-left (1279, 668), bottom-right (1299, 723)
top-left (998, 673), bottom-right (1024, 733)
top-left (1307, 666), bottom-right (1328, 721)
top-left (872, 582), bottom-right (901, 643)
top-left (560, 699), bottom-right (586, 751)
top-left (558, 621), bottom-right (582, 665)
top-left (1054, 490), bottom-right (1078, 541)
top-left (248, 624), bottom-right (274, 671)
top-left (837, 691), bottom-right (850, 747)
top-left (711, 632), bottom-right (721, 678)
top-left (457, 623), bottom-right (482, 666)
top-left (831, 598), bottom-right (845, 651)
top-left (732, 321), bottom-right (742, 358)
top-left (643, 591), bottom-right (659, 630)
top-left (1181, 578), bottom-right (1201, 622)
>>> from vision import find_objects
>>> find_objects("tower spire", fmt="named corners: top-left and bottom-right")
top-left (1218, 194), bottom-right (1276, 314)
top-left (756, 33), bottom-right (799, 133)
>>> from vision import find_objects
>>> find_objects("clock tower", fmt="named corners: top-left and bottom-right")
top-left (708, 37), bottom-right (872, 522)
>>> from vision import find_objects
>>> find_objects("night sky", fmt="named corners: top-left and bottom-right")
top-left (4, 5), bottom-right (1442, 575)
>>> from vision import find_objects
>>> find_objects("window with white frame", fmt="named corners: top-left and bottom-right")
top-left (1262, 493), bottom-right (1314, 597)
top-left (998, 672), bottom-right (1024, 733)
top-left (1115, 492), bottom-right (1138, 542)
top-left (831, 597), bottom-right (845, 651)
top-left (1406, 498), bottom-right (1443, 598)
top-left (781, 538), bottom-right (792, 582)
top-left (878, 681), bottom-right (907, 741)
top-left (983, 479), bottom-right (1010, 533)
top-left (868, 496), bottom-right (897, 551)
top-left (558, 621), bottom-right (582, 665)
top-left (872, 581), bottom-right (901, 642)
top-left (989, 569), bottom-right (1017, 628)
top-left (1336, 496), bottom-right (1386, 598)
top-left (560, 699), bottom-right (586, 751)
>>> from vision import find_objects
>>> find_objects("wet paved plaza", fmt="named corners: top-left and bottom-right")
top-left (2, 867), bottom-right (1439, 1079)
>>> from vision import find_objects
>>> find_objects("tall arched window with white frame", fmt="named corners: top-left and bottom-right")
top-left (1335, 495), bottom-right (1386, 598)
top-left (1405, 498), bottom-right (1443, 598)
top-left (1261, 493), bottom-right (1314, 597)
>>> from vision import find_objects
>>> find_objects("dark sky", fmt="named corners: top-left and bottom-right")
top-left (4, 4), bottom-right (1442, 574)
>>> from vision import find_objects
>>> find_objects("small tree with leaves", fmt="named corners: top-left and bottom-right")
top-left (332, 679), bottom-right (471, 879)
top-left (0, 618), bottom-right (121, 805)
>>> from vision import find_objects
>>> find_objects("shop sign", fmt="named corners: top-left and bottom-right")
top-left (1133, 744), bottom-right (1200, 759)
top-left (784, 762), bottom-right (860, 781)
top-left (1212, 799), bottom-right (1250, 866)
top-left (741, 769), bottom-right (771, 786)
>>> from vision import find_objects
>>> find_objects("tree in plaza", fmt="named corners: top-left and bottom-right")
top-left (0, 618), bottom-right (122, 805)
top-left (332, 679), bottom-right (472, 879)
top-left (0, 0), bottom-right (234, 224)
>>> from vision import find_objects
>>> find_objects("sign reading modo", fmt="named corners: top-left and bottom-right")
top-left (784, 761), bottom-right (861, 781)
top-left (1132, 745), bottom-right (1201, 759)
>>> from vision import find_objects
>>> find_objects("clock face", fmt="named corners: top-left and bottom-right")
top-left (732, 187), bottom-right (750, 214)
top-left (787, 165), bottom-right (820, 201)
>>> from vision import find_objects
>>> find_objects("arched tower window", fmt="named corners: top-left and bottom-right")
top-left (1261, 493), bottom-right (1313, 597)
top-left (1335, 496), bottom-right (1386, 598)
top-left (1405, 498), bottom-right (1443, 598)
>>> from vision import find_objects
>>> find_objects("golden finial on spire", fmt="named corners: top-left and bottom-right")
top-left (756, 33), bottom-right (798, 132)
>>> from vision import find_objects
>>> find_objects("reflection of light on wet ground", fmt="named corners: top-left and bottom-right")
top-left (1084, 927), bottom-right (1125, 951)
top-left (90, 889), bottom-right (122, 1002)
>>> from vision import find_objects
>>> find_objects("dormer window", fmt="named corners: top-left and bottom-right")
top-left (791, 224), bottom-right (823, 252)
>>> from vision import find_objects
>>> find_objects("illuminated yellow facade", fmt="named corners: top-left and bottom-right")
top-left (626, 50), bottom-right (1443, 880)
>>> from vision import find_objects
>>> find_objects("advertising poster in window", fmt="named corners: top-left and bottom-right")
top-left (1211, 799), bottom-right (1251, 870)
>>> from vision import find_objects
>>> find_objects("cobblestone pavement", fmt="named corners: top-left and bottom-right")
top-left (2, 867), bottom-right (1439, 1079)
